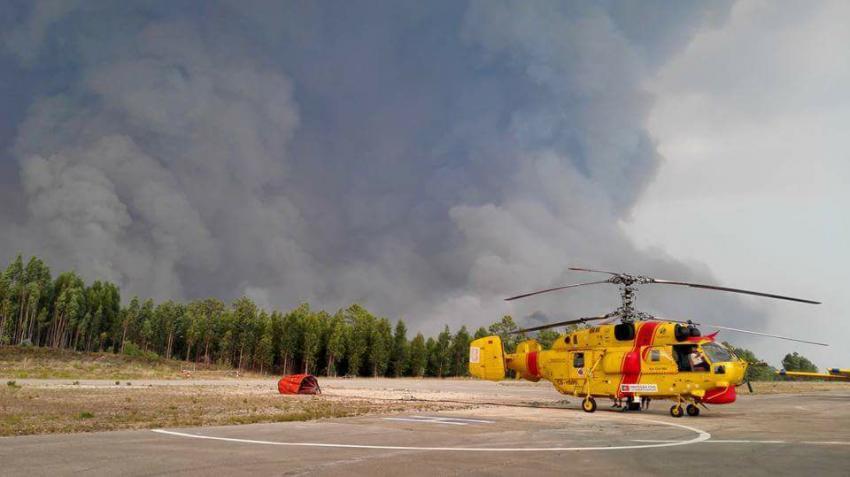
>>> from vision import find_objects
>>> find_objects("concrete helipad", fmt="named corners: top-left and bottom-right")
top-left (1, 380), bottom-right (848, 476)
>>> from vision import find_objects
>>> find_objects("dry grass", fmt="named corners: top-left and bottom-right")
top-left (0, 347), bottom-right (260, 380)
top-left (0, 384), bottom-right (461, 436)
top-left (2, 347), bottom-right (845, 437)
top-left (750, 380), bottom-right (850, 394)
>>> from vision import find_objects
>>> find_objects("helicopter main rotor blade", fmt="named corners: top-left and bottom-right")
top-left (701, 324), bottom-right (829, 346)
top-left (648, 279), bottom-right (821, 305)
top-left (568, 267), bottom-right (620, 276)
top-left (512, 316), bottom-right (610, 334)
top-left (504, 280), bottom-right (610, 301)
top-left (658, 317), bottom-right (829, 347)
top-left (599, 314), bottom-right (622, 325)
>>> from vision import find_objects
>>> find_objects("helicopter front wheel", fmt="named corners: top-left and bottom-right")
top-left (670, 404), bottom-right (684, 418)
top-left (686, 404), bottom-right (700, 416)
top-left (582, 397), bottom-right (597, 413)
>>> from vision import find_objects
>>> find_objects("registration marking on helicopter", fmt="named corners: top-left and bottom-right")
top-left (619, 384), bottom-right (658, 393)
top-left (152, 416), bottom-right (711, 452)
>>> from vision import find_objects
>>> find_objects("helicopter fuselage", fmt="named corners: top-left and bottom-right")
top-left (470, 320), bottom-right (747, 410)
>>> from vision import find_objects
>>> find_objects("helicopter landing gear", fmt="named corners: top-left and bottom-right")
top-left (670, 404), bottom-right (684, 418)
top-left (686, 404), bottom-right (700, 416)
top-left (582, 397), bottom-right (597, 413)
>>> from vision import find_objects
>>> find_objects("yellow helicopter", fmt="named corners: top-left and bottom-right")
top-left (778, 368), bottom-right (850, 382)
top-left (469, 267), bottom-right (826, 417)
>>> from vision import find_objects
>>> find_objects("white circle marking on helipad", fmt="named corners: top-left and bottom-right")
top-left (152, 417), bottom-right (710, 452)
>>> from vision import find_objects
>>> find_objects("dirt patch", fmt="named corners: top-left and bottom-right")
top-left (0, 383), bottom-right (463, 436)
top-left (0, 347), bottom-right (259, 380)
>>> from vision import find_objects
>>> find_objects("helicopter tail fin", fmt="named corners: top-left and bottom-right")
top-left (469, 336), bottom-right (506, 381)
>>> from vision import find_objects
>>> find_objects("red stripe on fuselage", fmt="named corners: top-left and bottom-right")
top-left (617, 321), bottom-right (660, 398)
top-left (527, 351), bottom-right (539, 377)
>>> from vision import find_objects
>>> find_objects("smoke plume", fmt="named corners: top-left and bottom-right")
top-left (1, 1), bottom-right (761, 335)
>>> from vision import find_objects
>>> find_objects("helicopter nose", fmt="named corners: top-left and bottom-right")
top-left (727, 360), bottom-right (747, 384)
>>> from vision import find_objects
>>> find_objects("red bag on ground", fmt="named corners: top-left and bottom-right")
top-left (278, 374), bottom-right (322, 395)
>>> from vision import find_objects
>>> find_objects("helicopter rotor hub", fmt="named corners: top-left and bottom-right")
top-left (609, 275), bottom-right (653, 323)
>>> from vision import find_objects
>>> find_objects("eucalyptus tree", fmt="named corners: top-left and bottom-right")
top-left (268, 310), bottom-right (284, 370)
top-left (280, 304), bottom-right (307, 374)
top-left (368, 317), bottom-right (392, 377)
top-left (301, 310), bottom-right (322, 374)
top-left (0, 271), bottom-right (10, 345)
top-left (409, 332), bottom-right (427, 377)
top-left (450, 326), bottom-right (471, 377)
top-left (255, 310), bottom-right (274, 373)
top-left (84, 280), bottom-right (120, 352)
top-left (3, 255), bottom-right (24, 344)
top-left (119, 297), bottom-right (141, 353)
top-left (435, 325), bottom-right (453, 377)
top-left (16, 257), bottom-right (52, 344)
top-left (389, 320), bottom-right (410, 377)
top-left (138, 299), bottom-right (155, 352)
top-left (231, 296), bottom-right (258, 369)
top-left (0, 263), bottom-right (12, 343)
top-left (155, 301), bottom-right (180, 359)
top-left (425, 336), bottom-right (438, 377)
top-left (488, 315), bottom-right (520, 353)
top-left (324, 311), bottom-right (347, 377)
top-left (782, 352), bottom-right (818, 373)
top-left (49, 272), bottom-right (85, 349)
top-left (344, 304), bottom-right (373, 376)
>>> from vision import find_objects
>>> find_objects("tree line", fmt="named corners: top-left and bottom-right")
top-left (0, 254), bottom-right (498, 377)
top-left (0, 255), bottom-right (818, 379)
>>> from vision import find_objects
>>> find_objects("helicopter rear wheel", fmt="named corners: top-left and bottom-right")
top-left (670, 404), bottom-right (684, 418)
top-left (686, 404), bottom-right (700, 416)
top-left (582, 397), bottom-right (597, 413)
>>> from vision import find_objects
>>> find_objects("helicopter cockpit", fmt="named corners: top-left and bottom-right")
top-left (672, 341), bottom-right (739, 373)
top-left (672, 344), bottom-right (707, 372)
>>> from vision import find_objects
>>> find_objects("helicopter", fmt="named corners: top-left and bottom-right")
top-left (778, 368), bottom-right (850, 382)
top-left (469, 267), bottom-right (826, 418)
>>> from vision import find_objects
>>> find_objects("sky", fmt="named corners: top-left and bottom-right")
top-left (0, 1), bottom-right (846, 367)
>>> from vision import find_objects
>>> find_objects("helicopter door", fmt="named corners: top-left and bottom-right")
top-left (672, 344), bottom-right (710, 372)
top-left (641, 345), bottom-right (677, 374)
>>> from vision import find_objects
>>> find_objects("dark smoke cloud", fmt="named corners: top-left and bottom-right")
top-left (1, 0), bottom-right (760, 335)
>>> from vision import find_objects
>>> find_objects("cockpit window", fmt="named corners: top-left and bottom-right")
top-left (702, 342), bottom-right (734, 363)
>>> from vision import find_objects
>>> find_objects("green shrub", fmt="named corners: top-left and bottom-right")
top-left (122, 342), bottom-right (159, 361)
top-left (78, 411), bottom-right (94, 419)
top-left (122, 342), bottom-right (143, 357)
